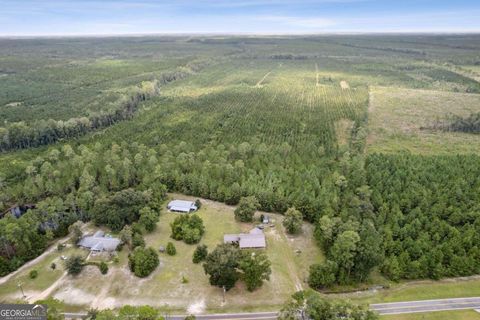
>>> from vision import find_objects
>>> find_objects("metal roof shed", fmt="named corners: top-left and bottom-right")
top-left (167, 200), bottom-right (198, 213)
top-left (239, 234), bottom-right (266, 249)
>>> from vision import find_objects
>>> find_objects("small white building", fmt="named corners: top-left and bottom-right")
top-left (167, 200), bottom-right (198, 213)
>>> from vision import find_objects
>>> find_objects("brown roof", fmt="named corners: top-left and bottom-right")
top-left (239, 234), bottom-right (266, 249)
top-left (223, 228), bottom-right (266, 249)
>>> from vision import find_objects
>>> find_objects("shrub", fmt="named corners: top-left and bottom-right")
top-left (119, 305), bottom-right (159, 320)
top-left (308, 261), bottom-right (338, 289)
top-left (166, 242), bottom-right (177, 256)
top-left (29, 269), bottom-right (38, 279)
top-left (192, 245), bottom-right (208, 263)
top-left (65, 255), bottom-right (84, 276)
top-left (50, 263), bottom-right (56, 270)
top-left (99, 261), bottom-right (109, 275)
top-left (132, 233), bottom-right (146, 248)
top-left (195, 199), bottom-right (202, 209)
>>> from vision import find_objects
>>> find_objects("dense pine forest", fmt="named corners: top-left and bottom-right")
top-left (1, 35), bottom-right (480, 289)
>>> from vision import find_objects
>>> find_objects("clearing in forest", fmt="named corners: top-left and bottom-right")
top-left (0, 196), bottom-right (323, 313)
top-left (367, 86), bottom-right (480, 154)
top-left (334, 119), bottom-right (354, 147)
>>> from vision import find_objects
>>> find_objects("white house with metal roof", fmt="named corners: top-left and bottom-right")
top-left (78, 230), bottom-right (120, 252)
top-left (224, 227), bottom-right (266, 249)
top-left (167, 200), bottom-right (198, 213)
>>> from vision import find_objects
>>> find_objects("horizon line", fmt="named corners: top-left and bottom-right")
top-left (1, 31), bottom-right (480, 39)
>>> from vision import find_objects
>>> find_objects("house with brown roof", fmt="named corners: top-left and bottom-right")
top-left (224, 227), bottom-right (266, 249)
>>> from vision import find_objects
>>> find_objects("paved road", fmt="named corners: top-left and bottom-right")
top-left (64, 312), bottom-right (279, 320)
top-left (371, 297), bottom-right (480, 315)
top-left (167, 312), bottom-right (279, 320)
top-left (64, 297), bottom-right (480, 318)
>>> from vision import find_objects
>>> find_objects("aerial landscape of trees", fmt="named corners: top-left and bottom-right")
top-left (1, 35), bottom-right (480, 300)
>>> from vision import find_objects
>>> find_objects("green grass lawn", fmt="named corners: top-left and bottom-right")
top-left (5, 195), bottom-right (480, 314)
top-left (367, 86), bottom-right (480, 155)
top-left (2, 195), bottom-right (322, 313)
top-left (0, 246), bottom-right (86, 303)
top-left (344, 278), bottom-right (480, 305)
top-left (381, 310), bottom-right (480, 320)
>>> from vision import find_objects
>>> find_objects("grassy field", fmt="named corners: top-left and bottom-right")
top-left (342, 277), bottom-right (480, 305)
top-left (367, 86), bottom-right (480, 154)
top-left (0, 245), bottom-right (86, 303)
top-left (381, 310), bottom-right (480, 320)
top-left (0, 196), bottom-right (323, 313)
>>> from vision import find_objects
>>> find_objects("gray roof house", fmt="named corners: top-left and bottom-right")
top-left (167, 200), bottom-right (198, 213)
top-left (224, 227), bottom-right (266, 249)
top-left (78, 231), bottom-right (120, 252)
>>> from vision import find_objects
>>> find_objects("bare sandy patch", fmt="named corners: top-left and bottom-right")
top-left (335, 119), bottom-right (354, 146)
top-left (187, 300), bottom-right (206, 314)
top-left (5, 101), bottom-right (22, 107)
top-left (54, 287), bottom-right (97, 305)
top-left (340, 81), bottom-right (350, 90)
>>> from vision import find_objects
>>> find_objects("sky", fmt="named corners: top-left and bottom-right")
top-left (1, 0), bottom-right (479, 36)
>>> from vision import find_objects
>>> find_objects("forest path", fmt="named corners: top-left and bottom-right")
top-left (28, 272), bottom-right (68, 303)
top-left (255, 71), bottom-right (272, 87)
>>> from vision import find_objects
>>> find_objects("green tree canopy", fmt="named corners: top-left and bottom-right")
top-left (234, 196), bottom-right (260, 222)
top-left (170, 214), bottom-right (205, 244)
top-left (203, 244), bottom-right (242, 290)
top-left (138, 207), bottom-right (158, 232)
top-left (282, 207), bottom-right (303, 234)
top-left (128, 247), bottom-right (159, 277)
top-left (238, 251), bottom-right (271, 291)
top-left (192, 244), bottom-right (208, 264)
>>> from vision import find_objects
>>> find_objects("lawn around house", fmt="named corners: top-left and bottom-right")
top-left (2, 195), bottom-right (480, 314)
top-left (0, 195), bottom-right (323, 313)
top-left (0, 245), bottom-right (87, 303)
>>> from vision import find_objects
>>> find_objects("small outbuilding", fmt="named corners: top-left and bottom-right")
top-left (167, 200), bottom-right (198, 213)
